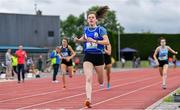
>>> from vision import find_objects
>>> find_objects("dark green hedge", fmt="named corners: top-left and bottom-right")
top-left (119, 34), bottom-right (180, 60)
top-left (75, 32), bottom-right (179, 60)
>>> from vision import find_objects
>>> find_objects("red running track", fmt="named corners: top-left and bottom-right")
top-left (0, 68), bottom-right (179, 109)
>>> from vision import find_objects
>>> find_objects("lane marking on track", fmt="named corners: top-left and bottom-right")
top-left (0, 74), bottom-right (153, 103)
top-left (80, 76), bottom-right (179, 109)
top-left (0, 68), bottom-right (148, 92)
top-left (17, 76), bottom-right (158, 109)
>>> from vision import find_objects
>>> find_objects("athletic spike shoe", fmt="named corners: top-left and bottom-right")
top-left (107, 83), bottom-right (110, 90)
top-left (84, 100), bottom-right (92, 108)
top-left (63, 85), bottom-right (66, 89)
top-left (100, 83), bottom-right (104, 89)
top-left (162, 85), bottom-right (167, 90)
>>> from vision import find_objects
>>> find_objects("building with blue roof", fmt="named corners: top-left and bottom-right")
top-left (0, 13), bottom-right (60, 65)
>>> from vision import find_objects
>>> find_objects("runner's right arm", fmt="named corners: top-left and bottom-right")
top-left (74, 35), bottom-right (87, 43)
top-left (153, 47), bottom-right (160, 65)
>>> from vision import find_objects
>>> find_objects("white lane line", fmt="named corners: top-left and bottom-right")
top-left (17, 76), bottom-right (158, 109)
top-left (0, 69), bottom-right (150, 94)
top-left (0, 71), bottom-right (136, 93)
top-left (0, 74), bottom-right (152, 103)
top-left (80, 76), bottom-right (178, 109)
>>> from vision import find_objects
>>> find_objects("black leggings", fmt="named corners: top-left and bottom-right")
top-left (17, 64), bottom-right (25, 81)
top-left (12, 66), bottom-right (17, 77)
top-left (53, 64), bottom-right (59, 81)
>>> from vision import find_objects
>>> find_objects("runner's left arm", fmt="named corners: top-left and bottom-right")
top-left (68, 45), bottom-right (76, 59)
top-left (104, 44), bottom-right (112, 55)
top-left (167, 46), bottom-right (178, 54)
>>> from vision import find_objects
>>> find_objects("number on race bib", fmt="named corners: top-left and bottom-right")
top-left (86, 42), bottom-right (97, 49)
top-left (61, 52), bottom-right (68, 57)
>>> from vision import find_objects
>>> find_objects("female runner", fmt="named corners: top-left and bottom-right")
top-left (104, 44), bottom-right (112, 89)
top-left (60, 37), bottom-right (76, 88)
top-left (153, 37), bottom-right (178, 89)
top-left (74, 6), bottom-right (110, 108)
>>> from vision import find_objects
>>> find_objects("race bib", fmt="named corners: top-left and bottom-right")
top-left (86, 42), bottom-right (97, 49)
top-left (61, 52), bottom-right (69, 57)
top-left (159, 56), bottom-right (167, 60)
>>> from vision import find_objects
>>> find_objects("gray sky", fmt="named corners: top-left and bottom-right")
top-left (0, 0), bottom-right (180, 33)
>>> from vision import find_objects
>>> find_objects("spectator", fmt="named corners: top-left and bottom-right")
top-left (5, 49), bottom-right (12, 80)
top-left (148, 56), bottom-right (156, 67)
top-left (132, 56), bottom-right (136, 68)
top-left (75, 43), bottom-right (83, 54)
top-left (1, 62), bottom-right (6, 71)
top-left (26, 57), bottom-right (33, 73)
top-left (50, 46), bottom-right (61, 83)
top-left (172, 55), bottom-right (177, 68)
top-left (168, 57), bottom-right (173, 66)
top-left (74, 57), bottom-right (80, 73)
top-left (29, 64), bottom-right (40, 78)
top-left (121, 57), bottom-right (126, 68)
top-left (11, 53), bottom-right (18, 77)
top-left (16, 45), bottom-right (27, 83)
top-left (37, 55), bottom-right (43, 72)
top-left (136, 56), bottom-right (141, 68)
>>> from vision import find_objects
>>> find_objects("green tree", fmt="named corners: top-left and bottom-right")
top-left (61, 14), bottom-right (78, 37)
top-left (60, 13), bottom-right (85, 47)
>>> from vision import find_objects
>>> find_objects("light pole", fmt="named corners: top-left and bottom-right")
top-left (117, 25), bottom-right (121, 61)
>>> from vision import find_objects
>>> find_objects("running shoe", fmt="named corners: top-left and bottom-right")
top-left (107, 83), bottom-right (110, 90)
top-left (100, 83), bottom-right (104, 89)
top-left (52, 80), bottom-right (59, 83)
top-left (162, 85), bottom-right (167, 90)
top-left (84, 100), bottom-right (92, 108)
top-left (55, 80), bottom-right (59, 83)
top-left (63, 85), bottom-right (66, 89)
